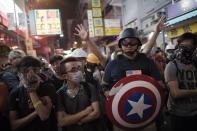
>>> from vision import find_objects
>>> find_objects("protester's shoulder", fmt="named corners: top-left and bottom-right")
top-left (138, 53), bottom-right (151, 60)
top-left (107, 55), bottom-right (124, 65)
top-left (9, 86), bottom-right (21, 97)
top-left (2, 70), bottom-right (15, 78)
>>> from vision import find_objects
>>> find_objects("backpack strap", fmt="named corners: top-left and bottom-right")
top-left (172, 60), bottom-right (180, 77)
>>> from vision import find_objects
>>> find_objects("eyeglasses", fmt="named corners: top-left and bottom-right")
top-left (66, 66), bottom-right (81, 73)
top-left (121, 38), bottom-right (139, 47)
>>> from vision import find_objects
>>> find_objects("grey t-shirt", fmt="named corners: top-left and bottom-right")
top-left (164, 60), bottom-right (197, 116)
top-left (56, 82), bottom-right (101, 131)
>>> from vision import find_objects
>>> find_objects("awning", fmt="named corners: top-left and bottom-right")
top-left (167, 9), bottom-right (197, 26)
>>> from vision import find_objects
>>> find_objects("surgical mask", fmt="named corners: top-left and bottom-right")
top-left (69, 71), bottom-right (84, 83)
top-left (166, 50), bottom-right (175, 60)
top-left (176, 45), bottom-right (195, 64)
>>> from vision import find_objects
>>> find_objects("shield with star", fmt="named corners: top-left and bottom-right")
top-left (106, 75), bottom-right (164, 130)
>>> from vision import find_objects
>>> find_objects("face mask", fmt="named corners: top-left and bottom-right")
top-left (93, 69), bottom-right (102, 83)
top-left (167, 52), bottom-right (175, 60)
top-left (176, 45), bottom-right (195, 64)
top-left (69, 71), bottom-right (84, 83)
top-left (86, 64), bottom-right (97, 72)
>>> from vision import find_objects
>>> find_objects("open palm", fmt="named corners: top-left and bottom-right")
top-left (74, 24), bottom-right (88, 41)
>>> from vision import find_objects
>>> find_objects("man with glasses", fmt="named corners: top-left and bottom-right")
top-left (9, 56), bottom-right (57, 131)
top-left (102, 28), bottom-right (163, 131)
top-left (57, 57), bottom-right (105, 131)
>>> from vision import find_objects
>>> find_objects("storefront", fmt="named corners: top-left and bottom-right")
top-left (166, 0), bottom-right (197, 45)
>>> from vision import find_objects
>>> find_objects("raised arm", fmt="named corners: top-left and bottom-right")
top-left (74, 24), bottom-right (107, 67)
top-left (142, 16), bottom-right (166, 54)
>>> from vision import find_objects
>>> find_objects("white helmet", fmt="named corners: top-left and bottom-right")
top-left (165, 44), bottom-right (175, 53)
top-left (71, 48), bottom-right (88, 58)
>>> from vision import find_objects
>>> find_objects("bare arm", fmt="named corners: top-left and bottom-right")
top-left (142, 16), bottom-right (165, 54)
top-left (9, 111), bottom-right (37, 131)
top-left (79, 101), bottom-right (100, 123)
top-left (168, 80), bottom-right (197, 99)
top-left (57, 106), bottom-right (92, 127)
top-left (29, 92), bottom-right (52, 121)
top-left (74, 24), bottom-right (107, 67)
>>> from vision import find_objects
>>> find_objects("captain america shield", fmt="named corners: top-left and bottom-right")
top-left (106, 75), bottom-right (164, 130)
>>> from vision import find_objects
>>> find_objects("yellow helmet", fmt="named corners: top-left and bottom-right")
top-left (86, 53), bottom-right (100, 64)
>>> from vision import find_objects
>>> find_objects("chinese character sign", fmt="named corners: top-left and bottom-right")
top-left (34, 9), bottom-right (62, 35)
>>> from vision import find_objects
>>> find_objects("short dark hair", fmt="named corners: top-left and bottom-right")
top-left (60, 57), bottom-right (78, 75)
top-left (50, 55), bottom-right (63, 64)
top-left (17, 56), bottom-right (41, 72)
top-left (0, 44), bottom-right (11, 57)
top-left (177, 32), bottom-right (197, 47)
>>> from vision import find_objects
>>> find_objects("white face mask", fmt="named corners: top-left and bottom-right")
top-left (93, 69), bottom-right (102, 83)
top-left (69, 71), bottom-right (84, 83)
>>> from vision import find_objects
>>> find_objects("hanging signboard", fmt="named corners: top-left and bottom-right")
top-left (87, 10), bottom-right (95, 37)
top-left (30, 9), bottom-right (62, 35)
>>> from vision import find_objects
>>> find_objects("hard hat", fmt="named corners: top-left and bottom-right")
top-left (71, 48), bottom-right (87, 58)
top-left (118, 28), bottom-right (142, 48)
top-left (87, 53), bottom-right (100, 64)
top-left (165, 44), bottom-right (175, 52)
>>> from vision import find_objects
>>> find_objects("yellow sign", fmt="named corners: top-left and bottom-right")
top-left (26, 38), bottom-right (33, 52)
top-left (92, 8), bottom-right (102, 17)
top-left (93, 18), bottom-right (103, 27)
top-left (167, 22), bottom-right (197, 38)
top-left (105, 28), bottom-right (121, 36)
top-left (94, 27), bottom-right (104, 36)
top-left (92, 0), bottom-right (101, 7)
top-left (35, 9), bottom-right (62, 35)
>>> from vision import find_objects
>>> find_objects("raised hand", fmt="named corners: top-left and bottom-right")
top-left (156, 16), bottom-right (166, 32)
top-left (74, 24), bottom-right (88, 41)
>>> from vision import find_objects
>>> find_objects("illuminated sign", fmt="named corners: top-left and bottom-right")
top-left (87, 10), bottom-right (95, 37)
top-left (30, 9), bottom-right (62, 35)
top-left (92, 8), bottom-right (102, 17)
top-left (92, 0), bottom-right (101, 7)
top-left (104, 19), bottom-right (121, 36)
top-left (93, 18), bottom-right (103, 27)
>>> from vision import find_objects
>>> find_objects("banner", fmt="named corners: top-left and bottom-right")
top-left (18, 13), bottom-right (26, 29)
top-left (87, 10), bottom-right (95, 37)
top-left (7, 13), bottom-right (15, 30)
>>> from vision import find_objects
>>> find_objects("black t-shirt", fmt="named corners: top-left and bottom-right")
top-left (9, 82), bottom-right (57, 131)
top-left (57, 82), bottom-right (102, 131)
top-left (103, 53), bottom-right (162, 90)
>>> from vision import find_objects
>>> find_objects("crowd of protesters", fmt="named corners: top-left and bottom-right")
top-left (0, 17), bottom-right (197, 131)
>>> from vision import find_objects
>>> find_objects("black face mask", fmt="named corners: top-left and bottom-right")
top-left (176, 45), bottom-right (195, 64)
top-left (86, 63), bottom-right (97, 72)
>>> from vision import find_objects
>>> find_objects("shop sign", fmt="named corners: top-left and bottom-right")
top-left (31, 9), bottom-right (62, 35)
top-left (92, 8), bottom-right (102, 17)
top-left (167, 22), bottom-right (197, 38)
top-left (104, 19), bottom-right (121, 36)
top-left (94, 27), bottom-right (104, 36)
top-left (7, 13), bottom-right (14, 30)
top-left (87, 10), bottom-right (95, 37)
top-left (93, 18), bottom-right (103, 27)
top-left (92, 0), bottom-right (101, 7)
top-left (167, 0), bottom-right (197, 20)
top-left (105, 28), bottom-right (121, 36)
